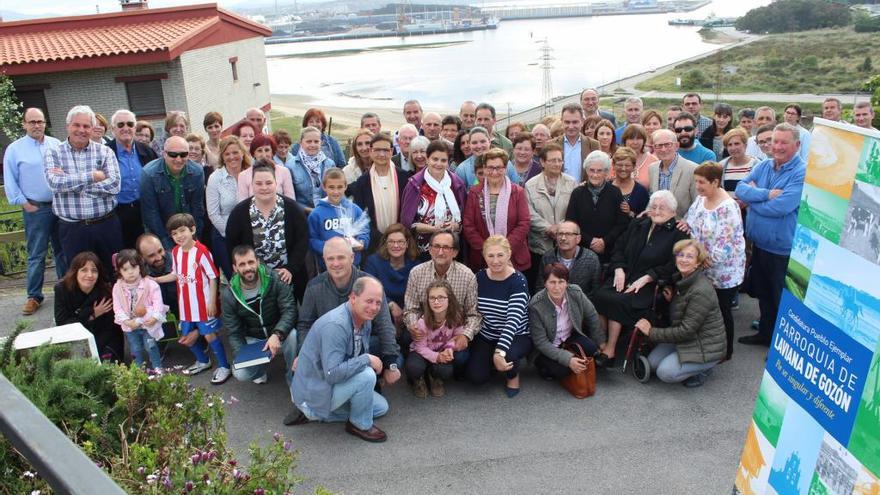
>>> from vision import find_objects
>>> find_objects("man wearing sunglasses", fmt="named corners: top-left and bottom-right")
top-left (673, 112), bottom-right (716, 165)
top-left (140, 136), bottom-right (206, 249)
top-left (107, 109), bottom-right (157, 248)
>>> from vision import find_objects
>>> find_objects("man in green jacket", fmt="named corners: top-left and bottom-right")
top-left (222, 244), bottom-right (298, 385)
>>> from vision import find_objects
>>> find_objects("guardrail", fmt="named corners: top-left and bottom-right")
top-left (0, 372), bottom-right (126, 494)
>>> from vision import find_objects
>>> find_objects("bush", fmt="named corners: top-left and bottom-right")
top-left (0, 322), bottom-right (317, 494)
top-left (736, 0), bottom-right (851, 34)
top-left (681, 69), bottom-right (709, 90)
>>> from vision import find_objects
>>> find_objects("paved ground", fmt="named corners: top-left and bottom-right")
top-left (0, 274), bottom-right (767, 494)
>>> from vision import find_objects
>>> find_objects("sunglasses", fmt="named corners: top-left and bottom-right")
top-left (166, 151), bottom-right (189, 158)
top-left (116, 121), bottom-right (136, 129)
top-left (674, 126), bottom-right (695, 133)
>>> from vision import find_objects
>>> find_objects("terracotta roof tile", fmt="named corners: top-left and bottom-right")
top-left (0, 16), bottom-right (215, 66)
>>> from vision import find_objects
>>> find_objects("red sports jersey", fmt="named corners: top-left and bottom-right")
top-left (172, 240), bottom-right (218, 322)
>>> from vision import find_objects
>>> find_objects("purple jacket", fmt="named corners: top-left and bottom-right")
top-left (400, 169), bottom-right (468, 228)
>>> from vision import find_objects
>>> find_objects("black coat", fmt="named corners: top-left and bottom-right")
top-left (608, 216), bottom-right (690, 309)
top-left (106, 139), bottom-right (158, 167)
top-left (698, 124), bottom-right (729, 160)
top-left (53, 282), bottom-right (123, 362)
top-left (565, 183), bottom-right (630, 261)
top-left (347, 167), bottom-right (411, 252)
top-left (225, 195), bottom-right (309, 301)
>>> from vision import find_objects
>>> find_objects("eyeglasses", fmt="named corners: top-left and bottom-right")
top-left (166, 151), bottom-right (188, 159)
top-left (556, 232), bottom-right (580, 238)
top-left (428, 295), bottom-right (448, 302)
top-left (116, 121), bottom-right (135, 129)
top-left (654, 142), bottom-right (675, 149)
top-left (674, 126), bottom-right (695, 133)
top-left (485, 166), bottom-right (506, 172)
top-left (26, 120), bottom-right (46, 126)
top-left (430, 244), bottom-right (455, 252)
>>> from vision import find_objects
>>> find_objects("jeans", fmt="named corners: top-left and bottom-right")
top-left (715, 286), bottom-right (738, 359)
top-left (116, 201), bottom-right (144, 250)
top-left (300, 367), bottom-right (389, 430)
top-left (125, 328), bottom-right (162, 369)
top-left (534, 333), bottom-right (599, 380)
top-left (232, 333), bottom-right (299, 385)
top-left (647, 343), bottom-right (717, 383)
top-left (405, 352), bottom-right (455, 381)
top-left (369, 334), bottom-right (404, 370)
top-left (210, 227), bottom-right (233, 281)
top-left (59, 214), bottom-right (123, 278)
top-left (466, 334), bottom-right (533, 384)
top-left (23, 204), bottom-right (66, 301)
top-left (748, 247), bottom-right (789, 341)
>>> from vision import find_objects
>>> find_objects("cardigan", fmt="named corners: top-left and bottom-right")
top-left (347, 166), bottom-right (411, 252)
top-left (462, 182), bottom-right (531, 271)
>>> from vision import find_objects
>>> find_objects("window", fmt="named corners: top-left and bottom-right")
top-left (229, 56), bottom-right (239, 82)
top-left (15, 88), bottom-right (50, 127)
top-left (125, 80), bottom-right (166, 117)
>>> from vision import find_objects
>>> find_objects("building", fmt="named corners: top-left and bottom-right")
top-left (0, 2), bottom-right (272, 139)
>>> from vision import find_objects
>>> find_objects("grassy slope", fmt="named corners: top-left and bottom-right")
top-left (635, 27), bottom-right (880, 94)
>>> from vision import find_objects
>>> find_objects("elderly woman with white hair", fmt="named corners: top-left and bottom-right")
top-left (590, 190), bottom-right (690, 361)
top-left (564, 150), bottom-right (630, 263)
top-left (406, 135), bottom-right (430, 174)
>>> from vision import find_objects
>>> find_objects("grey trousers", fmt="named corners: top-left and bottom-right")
top-left (647, 343), bottom-right (718, 383)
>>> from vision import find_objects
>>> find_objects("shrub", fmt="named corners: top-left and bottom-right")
top-left (0, 322), bottom-right (317, 494)
top-left (681, 69), bottom-right (709, 90)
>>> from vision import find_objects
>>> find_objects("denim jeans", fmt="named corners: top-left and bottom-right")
top-left (125, 328), bottom-right (162, 369)
top-left (59, 214), bottom-right (122, 278)
top-left (300, 367), bottom-right (389, 430)
top-left (647, 343), bottom-right (718, 383)
top-left (232, 333), bottom-right (299, 385)
top-left (210, 227), bottom-right (233, 281)
top-left (23, 204), bottom-right (66, 301)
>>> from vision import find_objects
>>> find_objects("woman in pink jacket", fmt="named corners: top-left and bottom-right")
top-left (112, 249), bottom-right (168, 370)
top-left (462, 148), bottom-right (531, 272)
top-left (406, 280), bottom-right (467, 399)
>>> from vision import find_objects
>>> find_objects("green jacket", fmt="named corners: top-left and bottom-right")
top-left (649, 269), bottom-right (726, 364)
top-left (222, 265), bottom-right (297, 355)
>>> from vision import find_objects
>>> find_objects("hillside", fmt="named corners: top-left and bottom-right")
top-left (635, 27), bottom-right (880, 94)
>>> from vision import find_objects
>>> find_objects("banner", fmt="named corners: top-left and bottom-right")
top-left (735, 119), bottom-right (880, 495)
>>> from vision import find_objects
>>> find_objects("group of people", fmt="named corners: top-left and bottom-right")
top-left (2, 87), bottom-right (870, 442)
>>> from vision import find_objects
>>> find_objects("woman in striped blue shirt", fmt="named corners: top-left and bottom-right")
top-left (465, 235), bottom-right (533, 397)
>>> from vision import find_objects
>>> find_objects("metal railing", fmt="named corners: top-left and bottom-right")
top-left (0, 372), bottom-right (125, 494)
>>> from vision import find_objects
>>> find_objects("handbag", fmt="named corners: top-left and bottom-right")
top-left (560, 342), bottom-right (596, 399)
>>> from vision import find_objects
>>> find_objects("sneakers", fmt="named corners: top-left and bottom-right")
top-left (428, 374), bottom-right (445, 398)
top-left (411, 377), bottom-right (428, 399)
top-left (22, 298), bottom-right (40, 316)
top-left (683, 369), bottom-right (713, 388)
top-left (253, 373), bottom-right (268, 384)
top-left (185, 361), bottom-right (212, 375)
top-left (211, 367), bottom-right (231, 385)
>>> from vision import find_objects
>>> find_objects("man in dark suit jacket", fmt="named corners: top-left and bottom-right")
top-left (552, 103), bottom-right (601, 183)
top-left (580, 88), bottom-right (616, 127)
top-left (107, 109), bottom-right (158, 248)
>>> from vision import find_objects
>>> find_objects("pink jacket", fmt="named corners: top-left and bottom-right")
top-left (236, 164), bottom-right (296, 201)
top-left (409, 318), bottom-right (466, 363)
top-left (112, 277), bottom-right (168, 340)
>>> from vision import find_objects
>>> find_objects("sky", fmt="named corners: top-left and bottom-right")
top-left (1, 0), bottom-right (242, 17)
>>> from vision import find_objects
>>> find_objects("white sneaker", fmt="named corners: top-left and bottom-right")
top-left (211, 367), bottom-right (231, 385)
top-left (253, 373), bottom-right (268, 384)
top-left (185, 361), bottom-right (211, 375)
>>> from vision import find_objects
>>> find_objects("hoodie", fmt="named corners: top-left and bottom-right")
top-left (307, 197), bottom-right (371, 268)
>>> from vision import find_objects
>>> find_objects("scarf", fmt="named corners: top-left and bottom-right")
top-left (298, 147), bottom-right (328, 190)
top-left (587, 180), bottom-right (606, 206)
top-left (424, 170), bottom-right (460, 225)
top-left (370, 165), bottom-right (399, 233)
top-left (483, 176), bottom-right (511, 236)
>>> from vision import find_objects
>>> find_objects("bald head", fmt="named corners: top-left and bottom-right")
top-left (246, 108), bottom-right (266, 130)
top-left (422, 112), bottom-right (442, 140)
top-left (136, 233), bottom-right (166, 269)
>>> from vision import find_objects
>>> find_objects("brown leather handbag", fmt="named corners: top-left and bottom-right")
top-left (560, 342), bottom-right (596, 399)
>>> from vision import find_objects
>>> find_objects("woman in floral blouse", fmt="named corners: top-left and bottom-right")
top-left (683, 162), bottom-right (745, 361)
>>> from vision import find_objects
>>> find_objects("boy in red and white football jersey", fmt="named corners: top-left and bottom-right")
top-left (156, 213), bottom-right (231, 384)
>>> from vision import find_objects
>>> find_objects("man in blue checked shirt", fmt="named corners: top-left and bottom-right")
top-left (3, 108), bottom-right (68, 315)
top-left (45, 105), bottom-right (122, 276)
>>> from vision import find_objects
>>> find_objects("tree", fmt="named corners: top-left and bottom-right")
top-left (0, 73), bottom-right (24, 141)
top-left (736, 0), bottom-right (851, 34)
top-left (681, 69), bottom-right (709, 90)
top-left (860, 56), bottom-right (874, 73)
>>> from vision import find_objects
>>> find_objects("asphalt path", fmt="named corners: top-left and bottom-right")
top-left (0, 279), bottom-right (767, 494)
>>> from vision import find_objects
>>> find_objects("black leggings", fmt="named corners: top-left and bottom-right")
top-left (465, 334), bottom-right (533, 384)
top-left (534, 333), bottom-right (599, 380)
top-left (715, 286), bottom-right (738, 360)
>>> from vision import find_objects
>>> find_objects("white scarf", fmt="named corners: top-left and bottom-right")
top-left (424, 170), bottom-right (460, 225)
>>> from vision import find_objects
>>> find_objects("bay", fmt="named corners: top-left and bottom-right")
top-left (266, 0), bottom-right (771, 112)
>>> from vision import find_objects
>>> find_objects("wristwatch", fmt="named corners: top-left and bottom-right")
top-left (389, 363), bottom-right (399, 372)
top-left (273, 330), bottom-right (286, 342)
top-left (494, 350), bottom-right (507, 358)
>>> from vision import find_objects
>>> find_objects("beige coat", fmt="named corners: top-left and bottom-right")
top-left (524, 172), bottom-right (577, 255)
top-left (647, 155), bottom-right (698, 219)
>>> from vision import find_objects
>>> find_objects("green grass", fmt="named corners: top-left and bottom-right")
top-left (270, 110), bottom-right (355, 149)
top-left (635, 27), bottom-right (880, 94)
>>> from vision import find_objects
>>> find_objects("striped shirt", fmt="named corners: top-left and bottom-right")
top-left (476, 270), bottom-right (529, 352)
top-left (44, 140), bottom-right (120, 221)
top-left (172, 240), bottom-right (218, 322)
